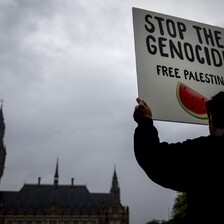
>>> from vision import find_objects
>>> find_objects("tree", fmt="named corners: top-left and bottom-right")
top-left (146, 219), bottom-right (167, 224)
top-left (145, 192), bottom-right (188, 224)
top-left (171, 192), bottom-right (187, 220)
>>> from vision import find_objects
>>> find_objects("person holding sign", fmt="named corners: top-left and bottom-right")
top-left (133, 91), bottom-right (224, 223)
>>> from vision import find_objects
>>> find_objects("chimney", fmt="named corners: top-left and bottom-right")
top-left (71, 178), bottom-right (74, 187)
top-left (38, 177), bottom-right (41, 186)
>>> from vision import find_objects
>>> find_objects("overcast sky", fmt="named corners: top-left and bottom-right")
top-left (0, 0), bottom-right (223, 224)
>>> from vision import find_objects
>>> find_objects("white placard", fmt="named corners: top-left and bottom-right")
top-left (132, 7), bottom-right (224, 125)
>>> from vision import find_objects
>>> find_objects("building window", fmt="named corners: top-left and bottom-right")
top-left (17, 220), bottom-right (23, 224)
top-left (35, 220), bottom-right (42, 224)
top-left (49, 220), bottom-right (57, 224)
top-left (6, 220), bottom-right (14, 224)
top-left (26, 221), bottom-right (32, 224)
top-left (72, 221), bottom-right (79, 224)
top-left (112, 206), bottom-right (118, 214)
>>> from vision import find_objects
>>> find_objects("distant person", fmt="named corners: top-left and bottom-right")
top-left (133, 91), bottom-right (224, 224)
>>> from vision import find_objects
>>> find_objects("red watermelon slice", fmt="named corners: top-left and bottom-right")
top-left (176, 81), bottom-right (208, 119)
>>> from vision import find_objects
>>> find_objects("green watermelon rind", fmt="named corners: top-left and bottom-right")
top-left (176, 81), bottom-right (208, 120)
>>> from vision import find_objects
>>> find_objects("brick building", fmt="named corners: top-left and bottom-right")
top-left (0, 106), bottom-right (129, 224)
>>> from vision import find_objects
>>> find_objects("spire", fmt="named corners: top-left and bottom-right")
top-left (110, 165), bottom-right (120, 200)
top-left (0, 100), bottom-right (6, 182)
top-left (112, 165), bottom-right (118, 184)
top-left (0, 99), bottom-right (5, 141)
top-left (54, 158), bottom-right (59, 187)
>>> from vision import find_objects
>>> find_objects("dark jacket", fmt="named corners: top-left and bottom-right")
top-left (134, 117), bottom-right (224, 223)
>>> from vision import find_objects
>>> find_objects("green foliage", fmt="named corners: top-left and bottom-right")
top-left (146, 219), bottom-right (160, 224)
top-left (171, 192), bottom-right (187, 219)
top-left (146, 219), bottom-right (167, 224)
top-left (145, 192), bottom-right (188, 224)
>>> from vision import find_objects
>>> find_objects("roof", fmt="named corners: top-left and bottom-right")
top-left (0, 183), bottom-right (114, 212)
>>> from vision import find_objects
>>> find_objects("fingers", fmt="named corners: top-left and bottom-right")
top-left (134, 97), bottom-right (152, 118)
top-left (136, 97), bottom-right (141, 103)
top-left (136, 98), bottom-right (148, 106)
top-left (135, 98), bottom-right (150, 111)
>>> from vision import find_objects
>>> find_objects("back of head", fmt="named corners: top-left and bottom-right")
top-left (206, 91), bottom-right (224, 128)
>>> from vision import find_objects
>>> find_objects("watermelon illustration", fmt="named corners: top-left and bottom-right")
top-left (176, 81), bottom-right (208, 119)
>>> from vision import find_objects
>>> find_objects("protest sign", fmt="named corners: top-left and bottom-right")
top-left (132, 7), bottom-right (224, 124)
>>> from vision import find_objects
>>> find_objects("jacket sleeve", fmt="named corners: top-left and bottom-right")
top-left (134, 117), bottom-right (189, 192)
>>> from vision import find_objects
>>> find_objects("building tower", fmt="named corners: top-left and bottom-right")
top-left (110, 165), bottom-right (120, 202)
top-left (0, 101), bottom-right (6, 182)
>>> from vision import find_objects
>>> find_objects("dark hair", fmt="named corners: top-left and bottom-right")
top-left (205, 91), bottom-right (224, 128)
